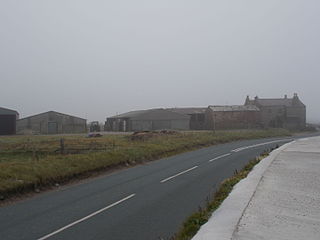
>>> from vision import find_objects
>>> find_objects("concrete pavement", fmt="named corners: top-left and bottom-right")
top-left (192, 136), bottom-right (320, 240)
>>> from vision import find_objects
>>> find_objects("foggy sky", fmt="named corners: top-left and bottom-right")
top-left (1, 0), bottom-right (319, 123)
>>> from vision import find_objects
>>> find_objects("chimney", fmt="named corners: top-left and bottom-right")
top-left (292, 93), bottom-right (299, 105)
top-left (245, 95), bottom-right (250, 105)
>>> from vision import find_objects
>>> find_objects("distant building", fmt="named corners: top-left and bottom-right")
top-left (0, 107), bottom-right (19, 135)
top-left (166, 108), bottom-right (207, 130)
top-left (205, 105), bottom-right (261, 130)
top-left (17, 111), bottom-right (87, 134)
top-left (105, 109), bottom-right (190, 132)
top-left (245, 93), bottom-right (306, 130)
top-left (89, 121), bottom-right (101, 132)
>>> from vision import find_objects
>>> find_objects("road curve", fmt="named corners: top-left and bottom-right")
top-left (0, 137), bottom-right (296, 240)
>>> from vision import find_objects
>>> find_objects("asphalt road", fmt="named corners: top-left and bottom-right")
top-left (0, 135), bottom-right (314, 240)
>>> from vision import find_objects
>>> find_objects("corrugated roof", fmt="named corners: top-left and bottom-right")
top-left (208, 105), bottom-right (260, 112)
top-left (18, 111), bottom-right (86, 121)
top-left (0, 107), bottom-right (19, 116)
top-left (109, 108), bottom-right (190, 120)
top-left (109, 110), bottom-right (147, 119)
top-left (166, 107), bottom-right (207, 115)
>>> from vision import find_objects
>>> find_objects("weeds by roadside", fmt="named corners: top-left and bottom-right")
top-left (0, 129), bottom-right (289, 200)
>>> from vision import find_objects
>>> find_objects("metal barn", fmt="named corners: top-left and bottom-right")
top-left (0, 107), bottom-right (19, 135)
top-left (16, 111), bottom-right (87, 134)
top-left (166, 108), bottom-right (207, 130)
top-left (105, 109), bottom-right (190, 132)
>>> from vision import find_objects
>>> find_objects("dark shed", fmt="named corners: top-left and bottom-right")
top-left (0, 107), bottom-right (19, 135)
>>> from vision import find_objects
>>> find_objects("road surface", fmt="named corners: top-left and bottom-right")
top-left (0, 136), bottom-right (304, 240)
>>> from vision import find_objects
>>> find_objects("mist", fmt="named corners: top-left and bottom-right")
top-left (1, 0), bottom-right (319, 123)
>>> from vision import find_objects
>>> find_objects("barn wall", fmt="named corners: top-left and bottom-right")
top-left (17, 112), bottom-right (87, 134)
top-left (17, 114), bottom-right (48, 134)
top-left (205, 109), bottom-right (260, 130)
top-left (131, 120), bottom-right (153, 131)
top-left (189, 114), bottom-right (206, 130)
top-left (171, 119), bottom-right (190, 130)
top-left (0, 115), bottom-right (17, 135)
top-left (130, 119), bottom-right (190, 131)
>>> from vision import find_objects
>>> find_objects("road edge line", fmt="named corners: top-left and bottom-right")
top-left (37, 194), bottom-right (136, 240)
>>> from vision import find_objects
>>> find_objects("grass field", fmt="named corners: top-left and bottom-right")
top-left (0, 129), bottom-right (290, 198)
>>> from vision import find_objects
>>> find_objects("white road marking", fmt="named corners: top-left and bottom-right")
top-left (37, 194), bottom-right (136, 240)
top-left (231, 139), bottom-right (291, 153)
top-left (160, 166), bottom-right (199, 183)
top-left (209, 153), bottom-right (231, 162)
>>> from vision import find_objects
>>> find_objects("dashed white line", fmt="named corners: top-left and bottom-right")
top-left (37, 194), bottom-right (136, 240)
top-left (160, 166), bottom-right (199, 183)
top-left (231, 139), bottom-right (291, 152)
top-left (209, 153), bottom-right (231, 162)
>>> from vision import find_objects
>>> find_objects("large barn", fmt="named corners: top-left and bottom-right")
top-left (166, 108), bottom-right (207, 130)
top-left (16, 111), bottom-right (87, 134)
top-left (0, 107), bottom-right (19, 135)
top-left (105, 109), bottom-right (190, 132)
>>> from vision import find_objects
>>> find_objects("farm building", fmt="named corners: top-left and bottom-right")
top-left (245, 94), bottom-right (306, 130)
top-left (205, 105), bottom-right (261, 130)
top-left (105, 109), bottom-right (190, 132)
top-left (167, 108), bottom-right (207, 130)
top-left (16, 111), bottom-right (87, 134)
top-left (0, 107), bottom-right (19, 135)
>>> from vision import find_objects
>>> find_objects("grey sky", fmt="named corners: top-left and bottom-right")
top-left (1, 0), bottom-right (319, 123)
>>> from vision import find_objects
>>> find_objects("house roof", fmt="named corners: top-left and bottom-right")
top-left (109, 108), bottom-right (190, 120)
top-left (166, 107), bottom-right (207, 115)
top-left (0, 107), bottom-right (19, 116)
top-left (208, 105), bottom-right (260, 112)
top-left (246, 94), bottom-right (305, 107)
top-left (247, 98), bottom-right (295, 107)
top-left (18, 111), bottom-right (86, 121)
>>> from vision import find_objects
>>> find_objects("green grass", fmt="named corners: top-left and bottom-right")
top-left (0, 129), bottom-right (290, 198)
top-left (172, 151), bottom-right (271, 240)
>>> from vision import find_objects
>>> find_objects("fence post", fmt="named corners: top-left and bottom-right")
top-left (60, 138), bottom-right (65, 154)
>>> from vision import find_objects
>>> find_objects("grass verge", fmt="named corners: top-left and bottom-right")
top-left (0, 129), bottom-right (290, 200)
top-left (172, 150), bottom-right (272, 240)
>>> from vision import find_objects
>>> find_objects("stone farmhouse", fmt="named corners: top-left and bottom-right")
top-left (245, 93), bottom-right (306, 130)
